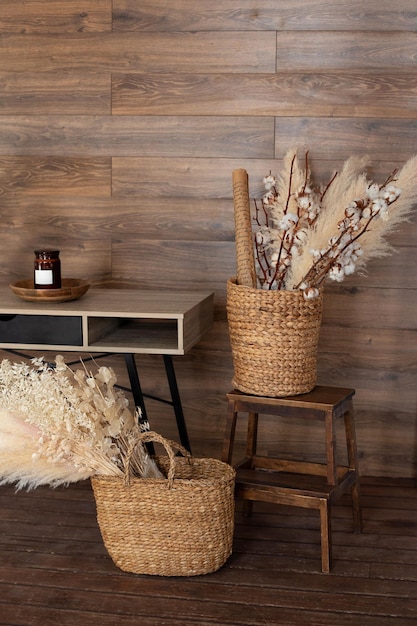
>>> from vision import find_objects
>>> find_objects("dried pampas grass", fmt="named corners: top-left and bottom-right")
top-left (254, 150), bottom-right (417, 297)
top-left (0, 357), bottom-right (163, 490)
top-left (0, 408), bottom-right (93, 489)
top-left (356, 154), bottom-right (417, 264)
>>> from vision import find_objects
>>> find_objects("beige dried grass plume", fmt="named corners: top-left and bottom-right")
top-left (254, 150), bottom-right (417, 295)
top-left (0, 356), bottom-right (163, 490)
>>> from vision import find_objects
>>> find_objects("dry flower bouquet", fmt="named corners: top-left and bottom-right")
top-left (227, 150), bottom-right (417, 397)
top-left (0, 355), bottom-right (163, 490)
top-left (253, 150), bottom-right (417, 298)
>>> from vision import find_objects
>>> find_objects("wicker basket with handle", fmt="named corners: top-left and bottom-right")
top-left (91, 431), bottom-right (236, 576)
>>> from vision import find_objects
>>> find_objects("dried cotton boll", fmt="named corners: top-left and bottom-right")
top-left (263, 191), bottom-right (276, 205)
top-left (255, 228), bottom-right (271, 245)
top-left (311, 249), bottom-right (323, 261)
top-left (279, 213), bottom-right (299, 230)
top-left (338, 218), bottom-right (349, 230)
top-left (383, 185), bottom-right (401, 203)
top-left (367, 183), bottom-right (380, 199)
top-left (263, 174), bottom-right (277, 190)
top-left (280, 252), bottom-right (291, 267)
top-left (351, 244), bottom-right (363, 261)
top-left (303, 287), bottom-right (320, 300)
top-left (294, 228), bottom-right (308, 245)
top-left (371, 198), bottom-right (388, 216)
top-left (296, 195), bottom-right (311, 210)
top-left (345, 205), bottom-right (361, 219)
top-left (329, 265), bottom-right (345, 282)
top-left (270, 252), bottom-right (279, 265)
top-left (339, 232), bottom-right (353, 246)
top-left (343, 261), bottom-right (356, 275)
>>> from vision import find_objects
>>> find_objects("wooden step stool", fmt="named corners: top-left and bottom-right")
top-left (222, 386), bottom-right (362, 573)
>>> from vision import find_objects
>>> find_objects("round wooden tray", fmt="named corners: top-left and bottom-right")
top-left (9, 278), bottom-right (91, 303)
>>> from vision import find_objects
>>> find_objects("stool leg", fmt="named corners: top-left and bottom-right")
top-left (325, 409), bottom-right (337, 485)
top-left (242, 412), bottom-right (258, 517)
top-left (246, 412), bottom-right (258, 462)
top-left (222, 399), bottom-right (238, 465)
top-left (351, 481), bottom-right (362, 534)
top-left (319, 499), bottom-right (332, 573)
top-left (344, 400), bottom-right (360, 473)
top-left (344, 401), bottom-right (362, 533)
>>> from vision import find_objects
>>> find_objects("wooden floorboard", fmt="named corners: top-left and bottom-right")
top-left (0, 477), bottom-right (417, 625)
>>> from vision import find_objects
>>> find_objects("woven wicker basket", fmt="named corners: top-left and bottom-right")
top-left (227, 277), bottom-right (323, 397)
top-left (91, 431), bottom-right (236, 577)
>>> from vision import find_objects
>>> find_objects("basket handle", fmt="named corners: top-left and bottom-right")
top-left (123, 430), bottom-right (192, 488)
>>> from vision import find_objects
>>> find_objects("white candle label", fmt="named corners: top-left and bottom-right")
top-left (35, 269), bottom-right (53, 285)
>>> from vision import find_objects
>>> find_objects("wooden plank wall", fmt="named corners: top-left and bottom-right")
top-left (0, 1), bottom-right (416, 477)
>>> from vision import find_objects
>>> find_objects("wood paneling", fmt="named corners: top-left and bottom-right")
top-left (112, 0), bottom-right (417, 32)
top-left (111, 157), bottom-right (410, 198)
top-left (275, 32), bottom-right (417, 69)
top-left (0, 157), bottom-right (111, 196)
top-left (111, 157), bottom-right (279, 198)
top-left (112, 72), bottom-right (417, 117)
top-left (0, 1), bottom-right (416, 478)
top-left (273, 118), bottom-right (417, 159)
top-left (2, 196), bottom-right (235, 241)
top-left (0, 1), bottom-right (112, 33)
top-left (322, 287), bottom-right (417, 329)
top-left (0, 116), bottom-right (274, 157)
top-left (0, 73), bottom-right (110, 115)
top-left (3, 196), bottom-right (236, 241)
top-left (111, 239), bottom-right (236, 298)
top-left (0, 33), bottom-right (277, 73)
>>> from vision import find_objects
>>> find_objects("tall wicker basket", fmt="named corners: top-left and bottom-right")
top-left (91, 432), bottom-right (236, 577)
top-left (227, 277), bottom-right (323, 397)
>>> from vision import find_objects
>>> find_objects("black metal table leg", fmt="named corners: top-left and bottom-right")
top-left (124, 353), bottom-right (155, 454)
top-left (163, 354), bottom-right (191, 452)
top-left (124, 353), bottom-right (191, 454)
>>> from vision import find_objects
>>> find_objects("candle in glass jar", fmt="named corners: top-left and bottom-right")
top-left (34, 250), bottom-right (61, 289)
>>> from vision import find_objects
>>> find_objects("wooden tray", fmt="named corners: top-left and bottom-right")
top-left (9, 278), bottom-right (91, 303)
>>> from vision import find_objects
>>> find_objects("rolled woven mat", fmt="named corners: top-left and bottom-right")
top-left (232, 168), bottom-right (256, 288)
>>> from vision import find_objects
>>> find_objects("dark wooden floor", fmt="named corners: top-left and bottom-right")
top-left (1, 476), bottom-right (417, 625)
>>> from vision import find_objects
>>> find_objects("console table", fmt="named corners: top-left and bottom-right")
top-left (0, 285), bottom-right (214, 452)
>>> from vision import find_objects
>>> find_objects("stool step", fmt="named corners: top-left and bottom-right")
top-left (236, 455), bottom-right (350, 480)
top-left (235, 467), bottom-right (358, 504)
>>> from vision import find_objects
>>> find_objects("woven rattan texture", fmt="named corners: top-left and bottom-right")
top-left (91, 448), bottom-right (236, 576)
top-left (227, 278), bottom-right (323, 397)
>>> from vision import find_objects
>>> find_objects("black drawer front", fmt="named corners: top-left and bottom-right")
top-left (0, 314), bottom-right (83, 346)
